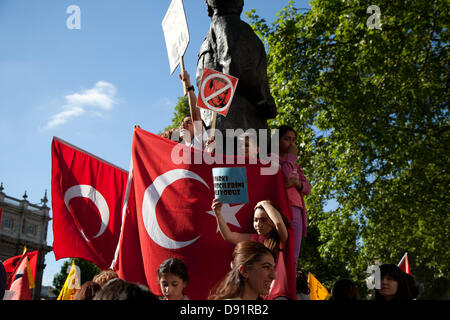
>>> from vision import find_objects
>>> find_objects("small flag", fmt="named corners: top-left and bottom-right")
top-left (57, 261), bottom-right (81, 300)
top-left (7, 256), bottom-right (32, 300)
top-left (308, 273), bottom-right (329, 300)
top-left (398, 252), bottom-right (411, 274)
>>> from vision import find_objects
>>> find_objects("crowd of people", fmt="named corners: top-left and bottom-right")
top-left (59, 69), bottom-right (420, 301)
top-left (63, 259), bottom-right (418, 301)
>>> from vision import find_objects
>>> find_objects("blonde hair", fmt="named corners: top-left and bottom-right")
top-left (92, 270), bottom-right (119, 287)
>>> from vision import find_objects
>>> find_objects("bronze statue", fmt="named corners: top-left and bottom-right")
top-left (196, 0), bottom-right (277, 134)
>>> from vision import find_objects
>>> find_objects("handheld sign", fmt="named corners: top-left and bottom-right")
top-left (197, 68), bottom-right (239, 117)
top-left (162, 0), bottom-right (190, 74)
top-left (212, 167), bottom-right (248, 204)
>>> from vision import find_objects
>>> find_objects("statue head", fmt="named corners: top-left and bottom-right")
top-left (206, 0), bottom-right (244, 17)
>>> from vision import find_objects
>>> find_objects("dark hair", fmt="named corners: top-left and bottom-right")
top-left (0, 261), bottom-right (6, 300)
top-left (208, 241), bottom-right (276, 300)
top-left (157, 258), bottom-right (189, 284)
top-left (330, 279), bottom-right (360, 301)
top-left (277, 125), bottom-right (296, 140)
top-left (253, 201), bottom-right (289, 259)
top-left (375, 264), bottom-right (412, 300)
top-left (296, 269), bottom-right (310, 295)
top-left (404, 273), bottom-right (419, 299)
top-left (73, 281), bottom-right (101, 300)
top-left (93, 278), bottom-right (158, 300)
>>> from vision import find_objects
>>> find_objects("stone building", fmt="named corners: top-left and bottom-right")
top-left (0, 183), bottom-right (52, 300)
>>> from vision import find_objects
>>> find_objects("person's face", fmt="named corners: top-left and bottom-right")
top-left (253, 208), bottom-right (274, 237)
top-left (279, 130), bottom-right (296, 154)
top-left (159, 273), bottom-right (187, 300)
top-left (181, 117), bottom-right (194, 137)
top-left (379, 274), bottom-right (398, 300)
top-left (241, 253), bottom-right (276, 297)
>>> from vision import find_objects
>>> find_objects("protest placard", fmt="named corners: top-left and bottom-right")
top-left (212, 167), bottom-right (248, 204)
top-left (162, 0), bottom-right (190, 75)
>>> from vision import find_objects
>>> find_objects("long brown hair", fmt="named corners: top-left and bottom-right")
top-left (208, 241), bottom-right (276, 300)
top-left (253, 202), bottom-right (290, 258)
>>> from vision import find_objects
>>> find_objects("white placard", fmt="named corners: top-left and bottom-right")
top-left (162, 0), bottom-right (190, 74)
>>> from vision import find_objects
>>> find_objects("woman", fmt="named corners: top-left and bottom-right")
top-left (375, 264), bottom-right (412, 300)
top-left (208, 241), bottom-right (276, 300)
top-left (211, 199), bottom-right (290, 299)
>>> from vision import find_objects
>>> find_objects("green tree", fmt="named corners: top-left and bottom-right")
top-left (52, 258), bottom-right (100, 296)
top-left (161, 95), bottom-right (190, 133)
top-left (248, 0), bottom-right (449, 298)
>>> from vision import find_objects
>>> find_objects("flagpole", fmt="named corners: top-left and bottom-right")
top-left (180, 56), bottom-right (188, 96)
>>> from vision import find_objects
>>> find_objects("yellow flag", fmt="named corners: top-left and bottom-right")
top-left (21, 246), bottom-right (35, 289)
top-left (57, 261), bottom-right (81, 300)
top-left (308, 273), bottom-right (330, 300)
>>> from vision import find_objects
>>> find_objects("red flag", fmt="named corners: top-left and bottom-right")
top-left (4, 250), bottom-right (38, 289)
top-left (110, 162), bottom-right (148, 286)
top-left (131, 128), bottom-right (295, 299)
top-left (51, 137), bottom-right (128, 269)
top-left (398, 252), bottom-right (411, 274)
top-left (7, 256), bottom-right (31, 300)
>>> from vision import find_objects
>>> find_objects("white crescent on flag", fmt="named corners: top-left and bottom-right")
top-left (142, 169), bottom-right (208, 249)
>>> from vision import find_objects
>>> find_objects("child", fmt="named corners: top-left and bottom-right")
top-left (276, 125), bottom-right (311, 267)
top-left (211, 199), bottom-right (290, 299)
top-left (157, 258), bottom-right (189, 300)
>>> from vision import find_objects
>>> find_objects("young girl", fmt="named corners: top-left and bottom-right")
top-left (211, 199), bottom-right (290, 299)
top-left (157, 258), bottom-right (189, 300)
top-left (208, 241), bottom-right (276, 300)
top-left (277, 125), bottom-right (311, 267)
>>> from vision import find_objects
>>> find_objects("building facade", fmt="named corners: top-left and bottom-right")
top-left (0, 183), bottom-right (52, 300)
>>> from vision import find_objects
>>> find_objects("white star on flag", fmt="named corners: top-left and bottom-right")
top-left (206, 203), bottom-right (246, 233)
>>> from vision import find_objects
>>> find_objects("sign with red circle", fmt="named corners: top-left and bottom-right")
top-left (196, 68), bottom-right (239, 116)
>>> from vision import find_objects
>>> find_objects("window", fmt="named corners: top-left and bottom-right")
top-left (26, 224), bottom-right (37, 236)
top-left (1, 217), bottom-right (13, 230)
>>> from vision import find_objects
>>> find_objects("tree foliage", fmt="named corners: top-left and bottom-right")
top-left (161, 95), bottom-right (190, 133)
top-left (248, 0), bottom-right (449, 298)
top-left (52, 258), bottom-right (100, 296)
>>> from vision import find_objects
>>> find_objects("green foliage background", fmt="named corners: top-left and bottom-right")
top-left (247, 0), bottom-right (448, 299)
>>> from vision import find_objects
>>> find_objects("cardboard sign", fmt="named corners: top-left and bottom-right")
top-left (197, 68), bottom-right (239, 116)
top-left (162, 0), bottom-right (190, 74)
top-left (212, 167), bottom-right (248, 204)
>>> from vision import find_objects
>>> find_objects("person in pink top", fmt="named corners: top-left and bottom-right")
top-left (277, 125), bottom-right (311, 268)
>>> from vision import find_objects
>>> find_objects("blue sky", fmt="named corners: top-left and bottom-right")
top-left (0, 0), bottom-right (311, 287)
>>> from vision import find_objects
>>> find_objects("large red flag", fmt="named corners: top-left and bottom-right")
top-left (131, 128), bottom-right (295, 299)
top-left (7, 256), bottom-right (31, 300)
top-left (51, 137), bottom-right (128, 269)
top-left (4, 250), bottom-right (38, 289)
top-left (110, 162), bottom-right (148, 286)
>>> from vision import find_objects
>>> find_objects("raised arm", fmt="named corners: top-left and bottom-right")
top-left (256, 200), bottom-right (289, 245)
top-left (211, 199), bottom-right (250, 245)
top-left (179, 70), bottom-right (201, 123)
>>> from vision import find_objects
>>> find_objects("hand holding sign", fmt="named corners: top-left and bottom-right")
top-left (212, 167), bottom-right (248, 204)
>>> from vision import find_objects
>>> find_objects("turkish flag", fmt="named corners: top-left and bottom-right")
top-left (4, 250), bottom-right (38, 289)
top-left (51, 137), bottom-right (128, 269)
top-left (131, 128), bottom-right (295, 299)
top-left (110, 163), bottom-right (148, 286)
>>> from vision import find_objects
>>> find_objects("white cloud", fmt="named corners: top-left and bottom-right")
top-left (44, 81), bottom-right (117, 129)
